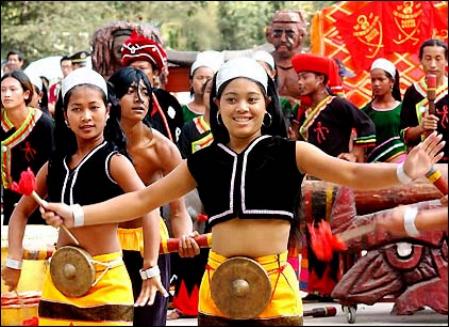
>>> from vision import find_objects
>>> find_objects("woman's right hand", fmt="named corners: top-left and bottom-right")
top-left (39, 202), bottom-right (74, 228)
top-left (1, 266), bottom-right (21, 292)
top-left (421, 113), bottom-right (439, 132)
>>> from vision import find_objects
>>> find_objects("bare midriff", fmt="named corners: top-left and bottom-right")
top-left (211, 218), bottom-right (291, 258)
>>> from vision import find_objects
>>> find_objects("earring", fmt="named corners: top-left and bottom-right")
top-left (262, 112), bottom-right (272, 127)
top-left (65, 120), bottom-right (70, 127)
top-left (216, 112), bottom-right (223, 126)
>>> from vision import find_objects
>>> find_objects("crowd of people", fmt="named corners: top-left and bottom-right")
top-left (1, 8), bottom-right (448, 327)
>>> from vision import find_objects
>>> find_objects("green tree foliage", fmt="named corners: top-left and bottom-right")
top-left (1, 1), bottom-right (336, 63)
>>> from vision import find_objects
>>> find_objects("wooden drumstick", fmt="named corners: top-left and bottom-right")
top-left (160, 233), bottom-right (212, 254)
top-left (426, 73), bottom-right (437, 115)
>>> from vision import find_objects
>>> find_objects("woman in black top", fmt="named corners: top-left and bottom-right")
top-left (3, 68), bottom-right (165, 325)
top-left (41, 58), bottom-right (444, 326)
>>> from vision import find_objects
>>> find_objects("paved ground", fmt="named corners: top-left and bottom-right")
top-left (167, 301), bottom-right (448, 326)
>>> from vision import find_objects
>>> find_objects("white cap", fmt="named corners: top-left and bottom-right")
top-left (216, 57), bottom-right (268, 93)
top-left (370, 58), bottom-right (396, 78)
top-left (252, 50), bottom-right (275, 71)
top-left (190, 50), bottom-right (224, 76)
top-left (61, 68), bottom-right (107, 101)
top-left (26, 73), bottom-right (43, 92)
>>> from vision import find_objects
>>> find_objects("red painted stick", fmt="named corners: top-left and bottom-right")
top-left (159, 233), bottom-right (212, 254)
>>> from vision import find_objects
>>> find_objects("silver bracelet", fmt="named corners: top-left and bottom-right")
top-left (71, 204), bottom-right (84, 227)
top-left (139, 266), bottom-right (160, 280)
top-left (6, 257), bottom-right (23, 270)
top-left (403, 206), bottom-right (420, 237)
top-left (396, 163), bottom-right (412, 184)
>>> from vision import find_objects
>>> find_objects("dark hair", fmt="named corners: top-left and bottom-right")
top-left (6, 50), bottom-right (24, 62)
top-left (36, 76), bottom-right (50, 114)
top-left (52, 83), bottom-right (127, 160)
top-left (209, 73), bottom-right (287, 144)
top-left (60, 56), bottom-right (71, 64)
top-left (107, 66), bottom-right (154, 128)
top-left (201, 77), bottom-right (213, 94)
top-left (390, 70), bottom-right (402, 102)
top-left (1, 70), bottom-right (34, 106)
top-left (418, 39), bottom-right (448, 60)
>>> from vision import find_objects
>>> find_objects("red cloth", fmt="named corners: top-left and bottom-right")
top-left (292, 54), bottom-right (343, 95)
top-left (121, 30), bottom-right (167, 72)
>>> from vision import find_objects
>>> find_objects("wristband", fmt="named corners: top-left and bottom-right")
top-left (71, 204), bottom-right (84, 227)
top-left (396, 163), bottom-right (412, 184)
top-left (6, 257), bottom-right (23, 270)
top-left (139, 266), bottom-right (160, 280)
top-left (403, 206), bottom-right (420, 237)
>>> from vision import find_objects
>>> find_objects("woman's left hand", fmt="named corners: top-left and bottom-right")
top-left (403, 132), bottom-right (445, 179)
top-left (134, 274), bottom-right (169, 307)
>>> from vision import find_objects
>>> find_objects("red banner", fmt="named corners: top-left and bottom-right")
top-left (311, 1), bottom-right (448, 108)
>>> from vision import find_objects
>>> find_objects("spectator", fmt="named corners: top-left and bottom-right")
top-left (48, 55), bottom-right (73, 115)
top-left (6, 50), bottom-right (25, 70)
top-left (1, 70), bottom-right (54, 225)
top-left (182, 51), bottom-right (223, 124)
top-left (362, 58), bottom-right (406, 163)
top-left (293, 53), bottom-right (376, 162)
top-left (400, 39), bottom-right (448, 163)
top-left (70, 50), bottom-right (90, 70)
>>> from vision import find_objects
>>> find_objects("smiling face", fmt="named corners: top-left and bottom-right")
top-left (65, 85), bottom-right (109, 142)
top-left (119, 80), bottom-right (150, 122)
top-left (216, 78), bottom-right (268, 143)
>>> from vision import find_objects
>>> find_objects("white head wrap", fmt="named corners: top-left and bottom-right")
top-left (61, 67), bottom-right (107, 101)
top-left (252, 50), bottom-right (275, 71)
top-left (370, 58), bottom-right (396, 78)
top-left (190, 50), bottom-right (224, 76)
top-left (25, 73), bottom-right (43, 92)
top-left (216, 57), bottom-right (268, 93)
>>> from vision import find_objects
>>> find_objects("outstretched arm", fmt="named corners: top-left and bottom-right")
top-left (297, 132), bottom-right (444, 190)
top-left (376, 204), bottom-right (448, 237)
top-left (41, 161), bottom-right (196, 228)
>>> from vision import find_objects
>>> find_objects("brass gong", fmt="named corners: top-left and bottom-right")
top-left (210, 256), bottom-right (271, 320)
top-left (49, 246), bottom-right (95, 297)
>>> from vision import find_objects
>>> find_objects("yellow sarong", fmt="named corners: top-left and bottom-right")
top-left (199, 250), bottom-right (303, 321)
top-left (38, 251), bottom-right (133, 326)
top-left (117, 218), bottom-right (169, 255)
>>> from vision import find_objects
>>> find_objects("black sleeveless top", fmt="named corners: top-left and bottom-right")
top-left (47, 141), bottom-right (123, 205)
top-left (187, 135), bottom-right (304, 228)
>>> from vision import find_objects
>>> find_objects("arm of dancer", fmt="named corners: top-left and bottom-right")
top-left (40, 161), bottom-right (196, 229)
top-left (296, 132), bottom-right (444, 190)
top-left (376, 204), bottom-right (448, 237)
top-left (2, 163), bottom-right (49, 291)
